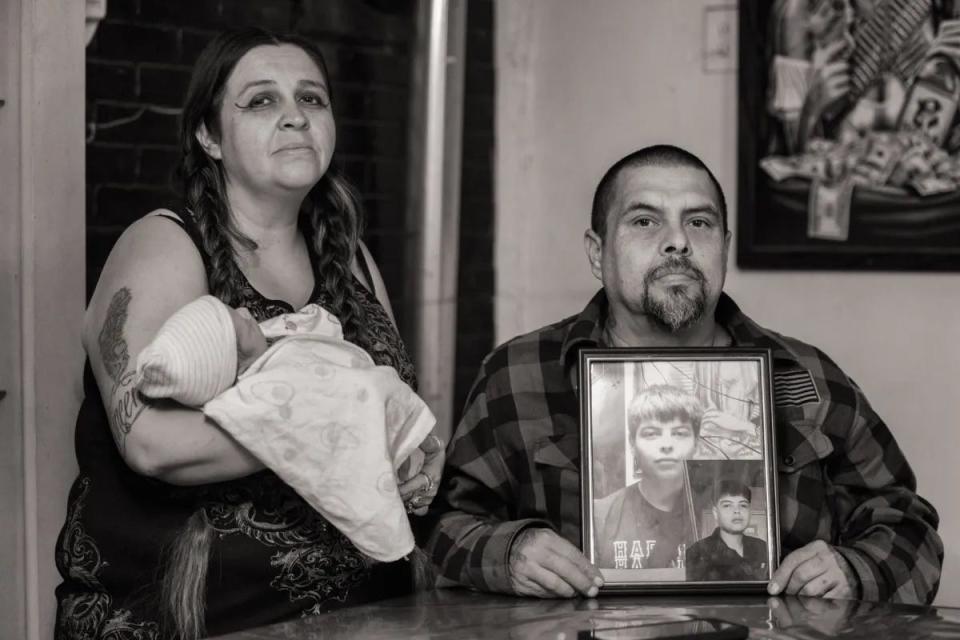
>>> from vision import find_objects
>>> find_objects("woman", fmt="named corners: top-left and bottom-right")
top-left (55, 28), bottom-right (443, 640)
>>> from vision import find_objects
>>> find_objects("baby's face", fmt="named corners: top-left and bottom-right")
top-left (227, 306), bottom-right (268, 373)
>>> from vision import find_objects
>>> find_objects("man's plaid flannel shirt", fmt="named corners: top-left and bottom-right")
top-left (422, 290), bottom-right (943, 603)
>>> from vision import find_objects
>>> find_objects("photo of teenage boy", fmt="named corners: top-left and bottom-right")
top-left (593, 385), bottom-right (701, 570)
top-left (685, 480), bottom-right (769, 581)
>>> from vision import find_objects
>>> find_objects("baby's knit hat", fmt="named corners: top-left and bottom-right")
top-left (135, 295), bottom-right (238, 406)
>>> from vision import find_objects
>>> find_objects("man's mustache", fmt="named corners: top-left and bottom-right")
top-left (647, 257), bottom-right (706, 283)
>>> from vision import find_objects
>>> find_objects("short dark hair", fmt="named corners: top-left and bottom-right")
top-left (590, 144), bottom-right (728, 239)
top-left (714, 479), bottom-right (751, 505)
top-left (627, 385), bottom-right (703, 445)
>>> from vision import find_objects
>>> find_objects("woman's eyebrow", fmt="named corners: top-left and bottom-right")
top-left (236, 79), bottom-right (276, 94)
top-left (298, 79), bottom-right (328, 90)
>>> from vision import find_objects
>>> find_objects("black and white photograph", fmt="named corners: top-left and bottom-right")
top-left (4, 1), bottom-right (955, 637)
top-left (580, 349), bottom-right (779, 592)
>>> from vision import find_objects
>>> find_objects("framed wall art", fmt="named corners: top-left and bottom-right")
top-left (579, 349), bottom-right (779, 593)
top-left (738, 0), bottom-right (960, 270)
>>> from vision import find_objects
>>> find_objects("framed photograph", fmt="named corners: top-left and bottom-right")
top-left (579, 348), bottom-right (779, 593)
top-left (738, 0), bottom-right (960, 270)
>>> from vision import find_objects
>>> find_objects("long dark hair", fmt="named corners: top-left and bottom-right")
top-left (162, 27), bottom-right (370, 640)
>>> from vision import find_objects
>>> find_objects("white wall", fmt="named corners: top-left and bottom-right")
top-left (496, 0), bottom-right (959, 606)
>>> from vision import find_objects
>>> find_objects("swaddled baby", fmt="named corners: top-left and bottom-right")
top-left (135, 295), bottom-right (435, 562)
top-left (135, 296), bottom-right (290, 405)
top-left (135, 295), bottom-right (345, 404)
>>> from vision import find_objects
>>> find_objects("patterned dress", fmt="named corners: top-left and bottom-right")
top-left (55, 213), bottom-right (417, 639)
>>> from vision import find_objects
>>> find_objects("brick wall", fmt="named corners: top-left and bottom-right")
top-left (85, 0), bottom-right (494, 417)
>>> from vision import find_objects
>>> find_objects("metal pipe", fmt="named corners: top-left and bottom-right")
top-left (406, 0), bottom-right (466, 442)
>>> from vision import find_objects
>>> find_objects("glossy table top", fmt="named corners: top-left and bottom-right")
top-left (215, 589), bottom-right (960, 639)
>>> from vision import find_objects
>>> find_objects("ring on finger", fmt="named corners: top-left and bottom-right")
top-left (418, 471), bottom-right (435, 494)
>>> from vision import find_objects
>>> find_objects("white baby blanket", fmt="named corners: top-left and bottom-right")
top-left (135, 297), bottom-right (435, 562)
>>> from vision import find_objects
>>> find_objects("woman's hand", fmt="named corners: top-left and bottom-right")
top-left (397, 433), bottom-right (445, 516)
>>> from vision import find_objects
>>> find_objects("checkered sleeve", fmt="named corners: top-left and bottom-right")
top-left (826, 374), bottom-right (943, 604)
top-left (421, 361), bottom-right (551, 593)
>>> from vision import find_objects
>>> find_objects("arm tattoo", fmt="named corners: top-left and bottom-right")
top-left (98, 287), bottom-right (150, 452)
top-left (111, 370), bottom-right (149, 453)
top-left (100, 287), bottom-right (131, 384)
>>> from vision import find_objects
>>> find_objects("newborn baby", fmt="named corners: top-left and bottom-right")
top-left (134, 295), bottom-right (435, 562)
top-left (229, 306), bottom-right (269, 376)
top-left (135, 295), bottom-right (335, 405)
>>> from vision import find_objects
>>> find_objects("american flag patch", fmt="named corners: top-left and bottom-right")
top-left (773, 369), bottom-right (821, 406)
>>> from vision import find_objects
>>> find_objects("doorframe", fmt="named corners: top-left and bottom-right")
top-left (2, 1), bottom-right (86, 638)
top-left (0, 0), bottom-right (26, 631)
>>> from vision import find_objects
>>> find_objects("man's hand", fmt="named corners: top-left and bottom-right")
top-left (927, 26), bottom-right (960, 66)
top-left (508, 528), bottom-right (604, 598)
top-left (808, 0), bottom-right (846, 43)
top-left (807, 39), bottom-right (851, 120)
top-left (768, 540), bottom-right (858, 599)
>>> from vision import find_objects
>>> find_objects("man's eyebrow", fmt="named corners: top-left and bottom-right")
top-left (682, 204), bottom-right (721, 217)
top-left (620, 200), bottom-right (661, 216)
top-left (619, 201), bottom-right (721, 217)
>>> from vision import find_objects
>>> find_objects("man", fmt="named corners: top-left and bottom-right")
top-left (685, 480), bottom-right (769, 582)
top-left (422, 145), bottom-right (942, 603)
top-left (594, 385), bottom-right (702, 570)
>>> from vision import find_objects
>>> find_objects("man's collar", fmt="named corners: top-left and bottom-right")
top-left (559, 289), bottom-right (609, 367)
top-left (559, 289), bottom-right (805, 370)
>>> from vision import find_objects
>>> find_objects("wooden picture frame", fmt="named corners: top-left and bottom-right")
top-left (580, 348), bottom-right (779, 593)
